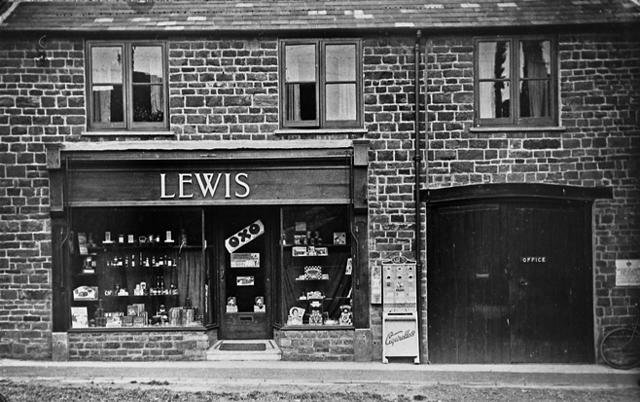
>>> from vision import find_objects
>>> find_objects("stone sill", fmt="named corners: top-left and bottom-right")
top-left (277, 325), bottom-right (355, 331)
top-left (82, 131), bottom-right (175, 137)
top-left (468, 126), bottom-right (566, 133)
top-left (274, 128), bottom-right (368, 136)
top-left (68, 326), bottom-right (206, 333)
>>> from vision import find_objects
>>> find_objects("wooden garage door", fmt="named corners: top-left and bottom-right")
top-left (427, 201), bottom-right (593, 363)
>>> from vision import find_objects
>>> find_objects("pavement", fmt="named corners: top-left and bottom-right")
top-left (1, 359), bottom-right (639, 391)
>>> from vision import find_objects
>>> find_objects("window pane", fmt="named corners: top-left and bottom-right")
top-left (133, 85), bottom-right (164, 122)
top-left (92, 85), bottom-right (123, 123)
top-left (286, 83), bottom-right (316, 121)
top-left (326, 44), bottom-right (356, 82)
top-left (520, 40), bottom-right (551, 79)
top-left (520, 79), bottom-right (550, 118)
top-left (326, 83), bottom-right (356, 121)
top-left (478, 41), bottom-right (510, 79)
top-left (281, 205), bottom-right (351, 327)
top-left (285, 44), bottom-right (316, 82)
top-left (132, 46), bottom-right (164, 83)
top-left (479, 81), bottom-right (511, 119)
top-left (91, 47), bottom-right (122, 84)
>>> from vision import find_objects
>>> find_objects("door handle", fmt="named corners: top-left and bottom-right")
top-left (519, 278), bottom-right (528, 288)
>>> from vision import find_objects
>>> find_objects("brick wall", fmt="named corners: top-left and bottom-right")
top-left (362, 37), bottom-right (424, 361)
top-left (274, 329), bottom-right (354, 361)
top-left (168, 39), bottom-right (279, 139)
top-left (67, 330), bottom-right (209, 360)
top-left (0, 31), bottom-right (637, 363)
top-left (424, 32), bottom-right (640, 360)
top-left (0, 38), bottom-right (85, 359)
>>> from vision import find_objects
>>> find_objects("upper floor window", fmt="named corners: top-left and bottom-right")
top-left (87, 42), bottom-right (168, 131)
top-left (280, 39), bottom-right (362, 129)
top-left (474, 36), bottom-right (557, 127)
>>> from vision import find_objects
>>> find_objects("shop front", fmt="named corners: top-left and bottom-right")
top-left (47, 140), bottom-right (369, 361)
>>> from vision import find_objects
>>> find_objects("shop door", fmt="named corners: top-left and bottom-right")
top-left (218, 208), bottom-right (273, 339)
top-left (427, 202), bottom-right (593, 363)
top-left (507, 204), bottom-right (593, 363)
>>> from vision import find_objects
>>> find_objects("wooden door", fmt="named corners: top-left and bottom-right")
top-left (427, 201), bottom-right (593, 363)
top-left (507, 203), bottom-right (593, 363)
top-left (217, 208), bottom-right (274, 339)
top-left (428, 204), bottom-right (510, 363)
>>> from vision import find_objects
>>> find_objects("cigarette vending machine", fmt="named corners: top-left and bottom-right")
top-left (381, 256), bottom-right (420, 363)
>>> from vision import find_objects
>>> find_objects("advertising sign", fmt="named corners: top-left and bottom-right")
top-left (225, 220), bottom-right (264, 253)
top-left (382, 313), bottom-right (420, 363)
top-left (616, 259), bottom-right (640, 287)
top-left (230, 253), bottom-right (260, 268)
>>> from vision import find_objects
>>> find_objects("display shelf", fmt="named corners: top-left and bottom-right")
top-left (102, 295), bottom-right (179, 299)
top-left (91, 244), bottom-right (202, 251)
top-left (282, 243), bottom-right (350, 248)
top-left (295, 278), bottom-right (330, 282)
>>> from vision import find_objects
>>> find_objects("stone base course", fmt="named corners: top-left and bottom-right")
top-left (67, 330), bottom-right (209, 361)
top-left (275, 329), bottom-right (355, 361)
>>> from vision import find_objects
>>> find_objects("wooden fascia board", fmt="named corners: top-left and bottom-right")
top-left (422, 183), bottom-right (613, 204)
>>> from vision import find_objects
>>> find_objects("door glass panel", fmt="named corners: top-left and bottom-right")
top-left (326, 44), bottom-right (356, 81)
top-left (326, 83), bottom-right (356, 121)
top-left (224, 220), bottom-right (266, 315)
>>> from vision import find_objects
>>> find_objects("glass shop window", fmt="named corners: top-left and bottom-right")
top-left (475, 36), bottom-right (557, 127)
top-left (88, 42), bottom-right (167, 131)
top-left (280, 39), bottom-right (362, 129)
top-left (68, 208), bottom-right (203, 329)
top-left (280, 206), bottom-right (354, 327)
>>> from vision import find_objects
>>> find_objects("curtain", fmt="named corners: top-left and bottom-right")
top-left (494, 41), bottom-right (508, 117)
top-left (177, 249), bottom-right (204, 318)
top-left (522, 42), bottom-right (548, 117)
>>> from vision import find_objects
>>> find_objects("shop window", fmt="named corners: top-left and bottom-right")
top-left (475, 36), bottom-right (557, 127)
top-left (87, 42), bottom-right (168, 131)
top-left (68, 208), bottom-right (204, 329)
top-left (280, 39), bottom-right (362, 129)
top-left (280, 206), bottom-right (354, 327)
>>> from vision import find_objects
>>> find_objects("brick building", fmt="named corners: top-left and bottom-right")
top-left (0, 0), bottom-right (638, 363)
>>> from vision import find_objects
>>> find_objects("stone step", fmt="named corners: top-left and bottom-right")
top-left (206, 339), bottom-right (282, 361)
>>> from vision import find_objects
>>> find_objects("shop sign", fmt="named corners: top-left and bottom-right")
top-left (230, 253), bottom-right (260, 268)
top-left (160, 172), bottom-right (250, 200)
top-left (381, 311), bottom-right (420, 363)
top-left (615, 259), bottom-right (640, 287)
top-left (225, 220), bottom-right (264, 253)
top-left (521, 256), bottom-right (547, 263)
top-left (384, 328), bottom-right (416, 346)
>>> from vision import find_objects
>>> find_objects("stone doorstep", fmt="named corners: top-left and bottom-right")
top-left (206, 339), bottom-right (282, 361)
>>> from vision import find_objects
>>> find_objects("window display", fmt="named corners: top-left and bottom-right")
top-left (68, 208), bottom-right (204, 329)
top-left (281, 206), bottom-right (353, 327)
